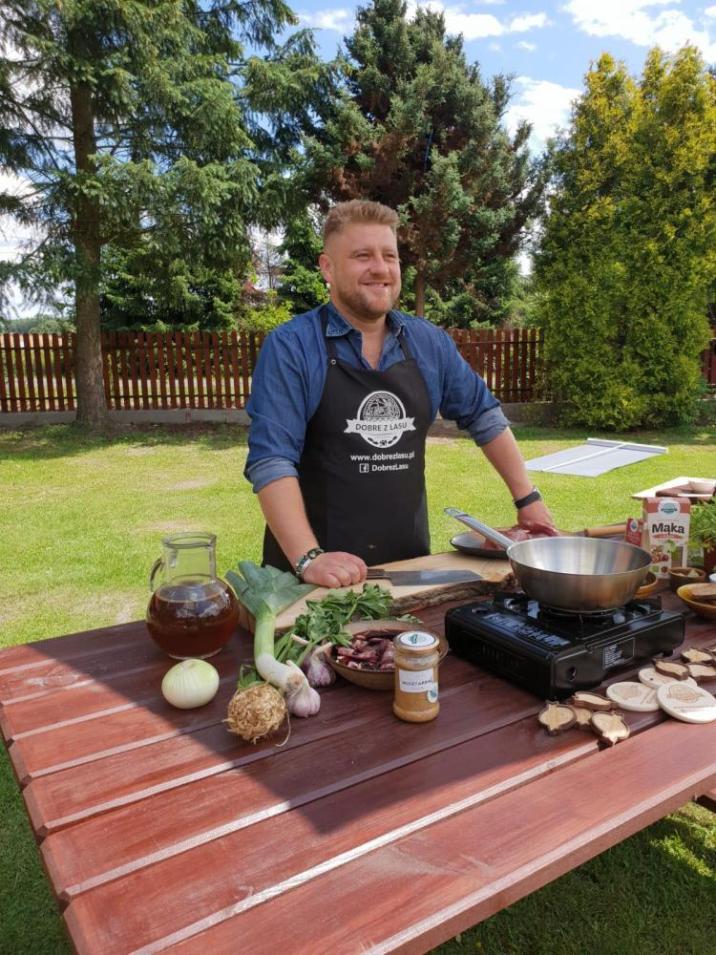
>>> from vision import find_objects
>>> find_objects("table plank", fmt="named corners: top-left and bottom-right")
top-left (0, 649), bottom-right (243, 740)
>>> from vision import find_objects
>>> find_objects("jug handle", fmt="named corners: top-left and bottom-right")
top-left (149, 558), bottom-right (163, 592)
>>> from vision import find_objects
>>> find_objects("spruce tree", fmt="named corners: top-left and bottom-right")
top-left (276, 212), bottom-right (327, 313)
top-left (301, 0), bottom-right (546, 320)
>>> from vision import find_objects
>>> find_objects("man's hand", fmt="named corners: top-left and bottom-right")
top-left (301, 551), bottom-right (367, 588)
top-left (517, 500), bottom-right (559, 536)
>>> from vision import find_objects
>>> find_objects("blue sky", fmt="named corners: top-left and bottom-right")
top-left (297, 0), bottom-right (716, 152)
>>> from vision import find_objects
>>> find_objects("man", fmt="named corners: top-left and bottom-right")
top-left (245, 199), bottom-right (555, 587)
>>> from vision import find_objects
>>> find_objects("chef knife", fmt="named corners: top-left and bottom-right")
top-left (366, 568), bottom-right (482, 586)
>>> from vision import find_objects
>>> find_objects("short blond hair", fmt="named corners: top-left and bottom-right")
top-left (323, 200), bottom-right (400, 243)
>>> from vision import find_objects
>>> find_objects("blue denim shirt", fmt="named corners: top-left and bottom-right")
top-left (245, 303), bottom-right (509, 492)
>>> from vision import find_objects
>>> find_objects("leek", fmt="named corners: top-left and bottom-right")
top-left (225, 562), bottom-right (320, 739)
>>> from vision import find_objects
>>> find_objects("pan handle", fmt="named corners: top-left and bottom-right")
top-left (444, 508), bottom-right (514, 550)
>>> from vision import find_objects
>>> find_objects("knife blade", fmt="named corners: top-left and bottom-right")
top-left (366, 568), bottom-right (482, 586)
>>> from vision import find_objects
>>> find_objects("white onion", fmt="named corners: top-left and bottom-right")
top-left (161, 659), bottom-right (220, 709)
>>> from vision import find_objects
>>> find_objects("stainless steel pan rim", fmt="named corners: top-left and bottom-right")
top-left (444, 508), bottom-right (651, 612)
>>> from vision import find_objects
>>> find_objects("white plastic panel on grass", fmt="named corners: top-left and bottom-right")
top-left (526, 438), bottom-right (667, 477)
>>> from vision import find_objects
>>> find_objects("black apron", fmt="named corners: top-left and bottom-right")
top-left (263, 309), bottom-right (432, 570)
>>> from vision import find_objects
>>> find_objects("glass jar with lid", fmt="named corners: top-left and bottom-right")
top-left (392, 630), bottom-right (440, 723)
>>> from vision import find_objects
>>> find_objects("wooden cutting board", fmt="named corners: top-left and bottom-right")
top-left (237, 551), bottom-right (512, 633)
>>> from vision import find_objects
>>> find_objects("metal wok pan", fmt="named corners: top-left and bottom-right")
top-left (445, 508), bottom-right (651, 612)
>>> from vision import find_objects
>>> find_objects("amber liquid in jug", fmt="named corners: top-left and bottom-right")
top-left (146, 533), bottom-right (239, 659)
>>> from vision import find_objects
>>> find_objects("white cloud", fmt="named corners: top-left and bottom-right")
top-left (564, 0), bottom-right (716, 59)
top-left (297, 8), bottom-right (353, 31)
top-left (508, 13), bottom-right (548, 31)
top-left (440, 12), bottom-right (504, 37)
top-left (703, 4), bottom-right (716, 17)
top-left (517, 40), bottom-right (537, 50)
top-left (406, 2), bottom-right (549, 39)
top-left (489, 41), bottom-right (502, 50)
top-left (505, 77), bottom-right (581, 153)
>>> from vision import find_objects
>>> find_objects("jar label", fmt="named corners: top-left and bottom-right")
top-left (397, 630), bottom-right (437, 648)
top-left (398, 668), bottom-right (437, 693)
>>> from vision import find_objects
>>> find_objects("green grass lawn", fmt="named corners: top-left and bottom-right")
top-left (1, 421), bottom-right (715, 954)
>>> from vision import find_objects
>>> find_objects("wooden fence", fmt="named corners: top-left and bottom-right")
top-left (4, 327), bottom-right (713, 414)
top-left (0, 331), bottom-right (263, 413)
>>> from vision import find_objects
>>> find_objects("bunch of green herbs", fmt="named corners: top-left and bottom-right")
top-left (274, 583), bottom-right (395, 666)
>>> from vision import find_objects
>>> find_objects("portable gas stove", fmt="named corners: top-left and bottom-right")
top-left (444, 593), bottom-right (685, 699)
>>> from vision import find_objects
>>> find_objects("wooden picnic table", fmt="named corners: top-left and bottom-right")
top-left (1, 590), bottom-right (715, 954)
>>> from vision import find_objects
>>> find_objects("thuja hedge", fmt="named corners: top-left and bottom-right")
top-left (535, 48), bottom-right (715, 430)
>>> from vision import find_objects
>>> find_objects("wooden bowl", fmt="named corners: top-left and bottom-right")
top-left (635, 571), bottom-right (660, 599)
top-left (330, 618), bottom-right (448, 691)
top-left (669, 566), bottom-right (706, 592)
top-left (676, 584), bottom-right (716, 620)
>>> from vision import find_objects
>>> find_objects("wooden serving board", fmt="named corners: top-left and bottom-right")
top-left (238, 551), bottom-right (512, 633)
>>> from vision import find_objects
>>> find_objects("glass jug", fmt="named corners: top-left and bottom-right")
top-left (146, 532), bottom-right (239, 659)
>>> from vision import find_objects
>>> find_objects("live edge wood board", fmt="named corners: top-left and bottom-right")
top-left (239, 551), bottom-right (513, 632)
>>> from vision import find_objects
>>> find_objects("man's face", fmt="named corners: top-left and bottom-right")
top-left (319, 223), bottom-right (401, 323)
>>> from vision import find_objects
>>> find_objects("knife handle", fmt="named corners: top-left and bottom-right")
top-left (366, 568), bottom-right (387, 579)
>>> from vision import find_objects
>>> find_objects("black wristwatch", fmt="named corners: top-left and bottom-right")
top-left (514, 487), bottom-right (542, 510)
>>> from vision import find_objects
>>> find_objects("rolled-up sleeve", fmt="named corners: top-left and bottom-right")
top-left (436, 329), bottom-right (509, 446)
top-left (244, 326), bottom-right (316, 493)
top-left (245, 455), bottom-right (299, 494)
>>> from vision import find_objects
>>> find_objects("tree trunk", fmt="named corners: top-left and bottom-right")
top-left (69, 45), bottom-right (108, 431)
top-left (415, 270), bottom-right (426, 317)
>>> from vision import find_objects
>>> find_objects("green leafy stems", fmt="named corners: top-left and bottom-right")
top-left (274, 584), bottom-right (396, 668)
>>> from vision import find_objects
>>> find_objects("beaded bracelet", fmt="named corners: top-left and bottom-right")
top-left (294, 547), bottom-right (325, 579)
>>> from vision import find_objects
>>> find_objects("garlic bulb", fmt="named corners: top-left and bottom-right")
top-left (161, 659), bottom-right (220, 709)
top-left (301, 644), bottom-right (335, 688)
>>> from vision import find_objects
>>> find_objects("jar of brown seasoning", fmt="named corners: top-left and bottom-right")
top-left (392, 630), bottom-right (440, 723)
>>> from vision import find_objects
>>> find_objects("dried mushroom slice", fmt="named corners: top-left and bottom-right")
top-left (653, 659), bottom-right (690, 680)
top-left (590, 711), bottom-right (631, 746)
top-left (681, 648), bottom-right (715, 665)
top-left (569, 691), bottom-right (613, 712)
top-left (538, 701), bottom-right (576, 735)
top-left (570, 705), bottom-right (594, 729)
top-left (686, 662), bottom-right (716, 681)
top-left (638, 666), bottom-right (697, 689)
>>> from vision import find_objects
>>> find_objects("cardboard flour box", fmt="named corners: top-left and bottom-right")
top-left (642, 497), bottom-right (691, 578)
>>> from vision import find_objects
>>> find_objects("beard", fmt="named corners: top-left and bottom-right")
top-left (333, 281), bottom-right (401, 322)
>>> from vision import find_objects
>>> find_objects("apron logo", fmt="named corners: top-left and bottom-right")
top-left (344, 390), bottom-right (416, 449)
